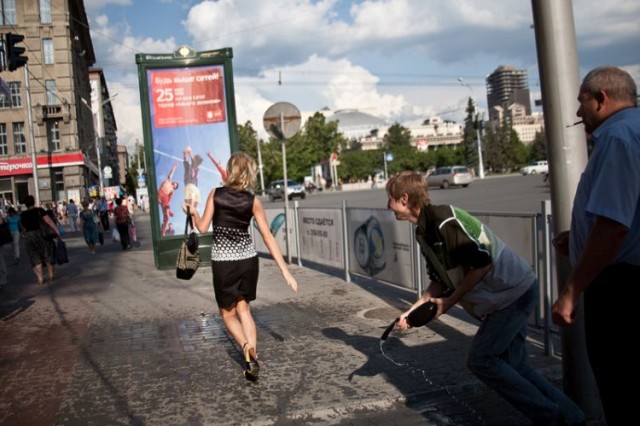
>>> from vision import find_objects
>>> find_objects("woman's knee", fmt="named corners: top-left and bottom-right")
top-left (219, 306), bottom-right (237, 319)
top-left (235, 298), bottom-right (251, 315)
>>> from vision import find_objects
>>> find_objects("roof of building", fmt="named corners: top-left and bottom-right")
top-left (325, 109), bottom-right (389, 129)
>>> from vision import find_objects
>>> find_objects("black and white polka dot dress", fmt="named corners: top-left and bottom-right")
top-left (210, 187), bottom-right (259, 309)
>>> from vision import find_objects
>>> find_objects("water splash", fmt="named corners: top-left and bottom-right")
top-left (379, 340), bottom-right (406, 366)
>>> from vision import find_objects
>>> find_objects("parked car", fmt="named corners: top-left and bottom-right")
top-left (520, 160), bottom-right (548, 175)
top-left (426, 166), bottom-right (473, 189)
top-left (267, 179), bottom-right (306, 201)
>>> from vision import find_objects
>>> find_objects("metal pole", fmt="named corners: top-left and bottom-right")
top-left (24, 64), bottom-right (40, 205)
top-left (383, 152), bottom-right (388, 180)
top-left (280, 112), bottom-right (292, 264)
top-left (94, 111), bottom-right (104, 197)
top-left (531, 0), bottom-right (600, 420)
top-left (256, 138), bottom-right (265, 196)
top-left (475, 110), bottom-right (485, 179)
top-left (458, 78), bottom-right (485, 179)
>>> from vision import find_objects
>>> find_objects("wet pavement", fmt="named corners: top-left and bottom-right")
top-left (1, 213), bottom-right (573, 425)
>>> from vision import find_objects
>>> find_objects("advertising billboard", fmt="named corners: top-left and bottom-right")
top-left (136, 47), bottom-right (238, 269)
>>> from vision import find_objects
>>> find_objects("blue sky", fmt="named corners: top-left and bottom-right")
top-left (83, 0), bottom-right (640, 150)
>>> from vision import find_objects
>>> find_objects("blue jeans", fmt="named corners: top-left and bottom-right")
top-left (467, 282), bottom-right (584, 424)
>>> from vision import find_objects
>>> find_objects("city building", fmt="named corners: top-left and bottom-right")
top-left (405, 116), bottom-right (464, 151)
top-left (323, 109), bottom-right (463, 151)
top-left (492, 104), bottom-right (545, 145)
top-left (0, 0), bottom-right (117, 207)
top-left (486, 65), bottom-right (531, 123)
top-left (324, 109), bottom-right (389, 149)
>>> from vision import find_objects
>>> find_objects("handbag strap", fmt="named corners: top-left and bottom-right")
top-left (184, 206), bottom-right (193, 235)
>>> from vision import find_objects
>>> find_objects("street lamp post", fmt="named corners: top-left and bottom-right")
top-left (458, 78), bottom-right (485, 179)
top-left (81, 94), bottom-right (118, 196)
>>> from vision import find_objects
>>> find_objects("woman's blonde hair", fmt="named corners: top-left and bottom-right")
top-left (225, 152), bottom-right (257, 191)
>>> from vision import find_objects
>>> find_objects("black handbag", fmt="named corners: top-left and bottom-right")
top-left (56, 239), bottom-right (69, 265)
top-left (0, 221), bottom-right (11, 246)
top-left (41, 216), bottom-right (57, 241)
top-left (176, 208), bottom-right (200, 280)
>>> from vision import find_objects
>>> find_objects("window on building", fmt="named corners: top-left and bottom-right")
top-left (13, 122), bottom-right (26, 154)
top-left (0, 88), bottom-right (9, 109)
top-left (48, 121), bottom-right (60, 151)
top-left (43, 38), bottom-right (54, 64)
top-left (39, 0), bottom-right (52, 24)
top-left (53, 169), bottom-right (65, 201)
top-left (45, 80), bottom-right (57, 105)
top-left (1, 0), bottom-right (16, 25)
top-left (10, 82), bottom-right (21, 107)
top-left (0, 123), bottom-right (7, 155)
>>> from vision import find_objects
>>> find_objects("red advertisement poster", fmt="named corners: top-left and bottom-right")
top-left (151, 68), bottom-right (226, 128)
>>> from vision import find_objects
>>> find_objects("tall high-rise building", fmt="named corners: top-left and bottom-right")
top-left (0, 0), bottom-right (118, 206)
top-left (486, 66), bottom-right (531, 122)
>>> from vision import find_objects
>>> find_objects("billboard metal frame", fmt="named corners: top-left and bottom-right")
top-left (136, 46), bottom-right (239, 270)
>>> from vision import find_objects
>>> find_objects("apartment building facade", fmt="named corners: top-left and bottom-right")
top-left (486, 65), bottom-right (532, 123)
top-left (0, 0), bottom-right (117, 208)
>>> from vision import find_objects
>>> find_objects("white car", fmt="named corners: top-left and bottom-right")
top-left (520, 160), bottom-right (548, 175)
top-left (426, 166), bottom-right (473, 189)
top-left (267, 179), bottom-right (306, 201)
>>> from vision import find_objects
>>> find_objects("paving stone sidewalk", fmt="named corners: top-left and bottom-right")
top-left (0, 213), bottom-right (575, 425)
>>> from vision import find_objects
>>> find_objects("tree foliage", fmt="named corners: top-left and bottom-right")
top-left (528, 130), bottom-right (547, 162)
top-left (383, 122), bottom-right (412, 149)
top-left (461, 97), bottom-right (479, 168)
top-left (233, 114), bottom-right (541, 186)
top-left (483, 121), bottom-right (527, 173)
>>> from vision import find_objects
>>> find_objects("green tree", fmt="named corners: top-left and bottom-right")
top-left (237, 120), bottom-right (259, 155)
top-left (255, 113), bottom-right (348, 185)
top-left (461, 97), bottom-right (479, 168)
top-left (339, 150), bottom-right (381, 182)
top-left (383, 122), bottom-right (412, 149)
top-left (237, 121), bottom-right (270, 193)
top-left (528, 130), bottom-right (547, 163)
top-left (483, 121), bottom-right (527, 173)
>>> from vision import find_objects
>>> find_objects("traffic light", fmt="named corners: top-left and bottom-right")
top-left (5, 33), bottom-right (28, 72)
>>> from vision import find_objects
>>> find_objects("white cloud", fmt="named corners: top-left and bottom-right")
top-left (85, 0), bottom-right (640, 150)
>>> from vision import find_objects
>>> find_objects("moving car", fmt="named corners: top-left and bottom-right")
top-left (267, 179), bottom-right (306, 201)
top-left (426, 166), bottom-right (473, 189)
top-left (520, 160), bottom-right (548, 175)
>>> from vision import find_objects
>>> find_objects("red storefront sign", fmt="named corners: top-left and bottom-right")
top-left (0, 152), bottom-right (85, 177)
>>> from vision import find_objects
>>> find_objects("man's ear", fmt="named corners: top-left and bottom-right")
top-left (401, 193), bottom-right (409, 206)
top-left (595, 91), bottom-right (606, 111)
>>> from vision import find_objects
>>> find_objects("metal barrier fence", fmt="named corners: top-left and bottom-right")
top-left (253, 199), bottom-right (558, 355)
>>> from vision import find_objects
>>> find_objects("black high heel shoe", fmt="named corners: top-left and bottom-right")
top-left (242, 342), bottom-right (260, 381)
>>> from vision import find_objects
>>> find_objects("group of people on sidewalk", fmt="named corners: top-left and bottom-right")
top-left (0, 194), bottom-right (138, 289)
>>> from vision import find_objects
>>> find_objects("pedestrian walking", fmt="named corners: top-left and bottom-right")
top-left (43, 203), bottom-right (59, 281)
top-left (185, 152), bottom-right (298, 381)
top-left (7, 207), bottom-right (21, 264)
top-left (113, 197), bottom-right (132, 251)
top-left (66, 199), bottom-right (79, 232)
top-left (97, 196), bottom-right (110, 231)
top-left (0, 212), bottom-right (8, 290)
top-left (19, 195), bottom-right (62, 286)
top-left (79, 200), bottom-right (101, 255)
top-left (386, 171), bottom-right (585, 426)
top-left (551, 66), bottom-right (640, 426)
